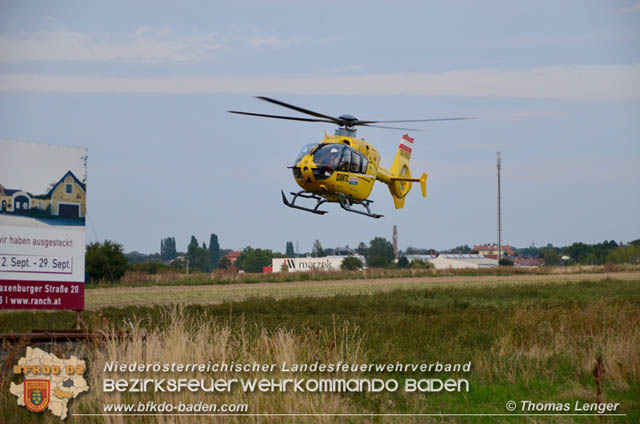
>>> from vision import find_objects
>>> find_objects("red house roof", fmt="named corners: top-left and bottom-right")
top-left (223, 251), bottom-right (242, 263)
top-left (473, 244), bottom-right (515, 255)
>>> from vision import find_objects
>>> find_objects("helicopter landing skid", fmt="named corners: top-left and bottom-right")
top-left (337, 193), bottom-right (383, 219)
top-left (281, 190), bottom-right (329, 215)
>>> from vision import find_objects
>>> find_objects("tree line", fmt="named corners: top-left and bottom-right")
top-left (85, 236), bottom-right (640, 282)
top-left (538, 239), bottom-right (640, 266)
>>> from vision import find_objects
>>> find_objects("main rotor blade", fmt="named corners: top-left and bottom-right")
top-left (256, 96), bottom-right (343, 125)
top-left (228, 110), bottom-right (335, 123)
top-left (362, 124), bottom-right (425, 131)
top-left (355, 117), bottom-right (476, 125)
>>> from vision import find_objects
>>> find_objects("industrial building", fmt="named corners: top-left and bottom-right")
top-left (271, 255), bottom-right (365, 273)
top-left (429, 254), bottom-right (498, 269)
top-left (403, 254), bottom-right (436, 263)
top-left (269, 253), bottom-right (499, 272)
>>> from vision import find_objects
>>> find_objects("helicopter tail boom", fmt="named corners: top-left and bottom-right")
top-left (384, 134), bottom-right (427, 209)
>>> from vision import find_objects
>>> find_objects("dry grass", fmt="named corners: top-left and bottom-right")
top-left (115, 264), bottom-right (640, 287)
top-left (73, 308), bottom-right (367, 423)
top-left (1, 276), bottom-right (638, 422)
top-left (474, 300), bottom-right (640, 389)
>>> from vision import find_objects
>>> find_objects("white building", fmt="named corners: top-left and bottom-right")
top-left (272, 255), bottom-right (365, 273)
top-left (428, 254), bottom-right (497, 269)
top-left (403, 254), bottom-right (436, 263)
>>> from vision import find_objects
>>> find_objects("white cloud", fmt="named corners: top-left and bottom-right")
top-left (0, 28), bottom-right (223, 63)
top-left (1, 64), bottom-right (639, 101)
top-left (0, 28), bottom-right (341, 63)
top-left (614, 1), bottom-right (640, 14)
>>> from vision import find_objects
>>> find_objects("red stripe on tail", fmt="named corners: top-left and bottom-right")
top-left (399, 143), bottom-right (412, 153)
top-left (402, 133), bottom-right (414, 144)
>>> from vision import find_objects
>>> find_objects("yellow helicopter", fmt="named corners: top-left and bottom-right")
top-left (229, 97), bottom-right (471, 218)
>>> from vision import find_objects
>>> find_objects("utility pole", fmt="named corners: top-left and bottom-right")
top-left (393, 225), bottom-right (398, 259)
top-left (497, 152), bottom-right (502, 264)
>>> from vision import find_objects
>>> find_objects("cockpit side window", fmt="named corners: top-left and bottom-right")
top-left (361, 155), bottom-right (369, 174)
top-left (339, 148), bottom-right (351, 171)
top-left (350, 150), bottom-right (361, 173)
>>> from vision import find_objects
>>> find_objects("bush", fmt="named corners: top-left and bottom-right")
top-left (341, 256), bottom-right (363, 271)
top-left (128, 261), bottom-right (174, 274)
top-left (396, 256), bottom-right (410, 268)
top-left (499, 258), bottom-right (514, 266)
top-left (86, 240), bottom-right (128, 283)
top-left (410, 259), bottom-right (434, 269)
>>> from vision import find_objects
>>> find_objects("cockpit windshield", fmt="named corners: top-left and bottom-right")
top-left (312, 143), bottom-right (345, 169)
top-left (294, 143), bottom-right (319, 165)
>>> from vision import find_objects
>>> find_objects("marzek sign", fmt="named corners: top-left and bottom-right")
top-left (0, 139), bottom-right (87, 310)
top-left (272, 256), bottom-right (365, 272)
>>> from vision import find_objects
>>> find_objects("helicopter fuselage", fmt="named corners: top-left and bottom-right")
top-left (292, 134), bottom-right (394, 202)
top-left (229, 96), bottom-right (448, 217)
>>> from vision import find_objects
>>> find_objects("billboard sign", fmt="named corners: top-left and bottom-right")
top-left (272, 255), bottom-right (365, 272)
top-left (0, 140), bottom-right (87, 310)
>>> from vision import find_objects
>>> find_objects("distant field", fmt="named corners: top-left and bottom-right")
top-left (83, 271), bottom-right (640, 309)
top-left (110, 264), bottom-right (640, 289)
top-left (1, 275), bottom-right (638, 422)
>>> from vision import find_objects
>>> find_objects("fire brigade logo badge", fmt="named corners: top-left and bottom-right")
top-left (24, 379), bottom-right (50, 412)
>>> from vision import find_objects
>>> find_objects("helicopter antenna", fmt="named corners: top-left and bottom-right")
top-left (497, 152), bottom-right (502, 264)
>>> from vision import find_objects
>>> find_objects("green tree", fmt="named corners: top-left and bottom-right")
top-left (606, 245), bottom-right (640, 264)
top-left (564, 240), bottom-right (620, 265)
top-left (565, 242), bottom-right (592, 264)
top-left (187, 235), bottom-right (210, 272)
top-left (237, 247), bottom-right (283, 273)
top-left (188, 236), bottom-right (198, 252)
top-left (356, 242), bottom-right (368, 256)
top-left (365, 237), bottom-right (395, 268)
top-left (341, 256), bottom-right (363, 270)
top-left (160, 237), bottom-right (177, 260)
top-left (397, 256), bottom-right (410, 268)
top-left (285, 241), bottom-right (295, 257)
top-left (209, 234), bottom-right (220, 269)
top-left (323, 248), bottom-right (335, 256)
top-left (86, 240), bottom-right (128, 283)
top-left (451, 245), bottom-right (471, 254)
top-left (517, 246), bottom-right (541, 258)
top-left (499, 258), bottom-right (514, 266)
top-left (541, 248), bottom-right (561, 266)
top-left (312, 239), bottom-right (325, 257)
top-left (218, 256), bottom-right (232, 270)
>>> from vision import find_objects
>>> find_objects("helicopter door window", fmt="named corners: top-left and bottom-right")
top-left (338, 149), bottom-right (351, 171)
top-left (350, 151), bottom-right (361, 173)
top-left (361, 156), bottom-right (369, 174)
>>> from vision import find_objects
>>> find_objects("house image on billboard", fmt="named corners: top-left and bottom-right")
top-left (0, 170), bottom-right (86, 221)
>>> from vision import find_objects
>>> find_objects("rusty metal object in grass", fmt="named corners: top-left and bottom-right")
top-left (0, 329), bottom-right (129, 343)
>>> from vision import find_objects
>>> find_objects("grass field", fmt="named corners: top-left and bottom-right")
top-left (109, 263), bottom-right (639, 288)
top-left (1, 273), bottom-right (639, 422)
top-left (87, 270), bottom-right (640, 309)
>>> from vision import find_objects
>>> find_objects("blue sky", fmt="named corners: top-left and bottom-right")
top-left (1, 1), bottom-right (639, 254)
